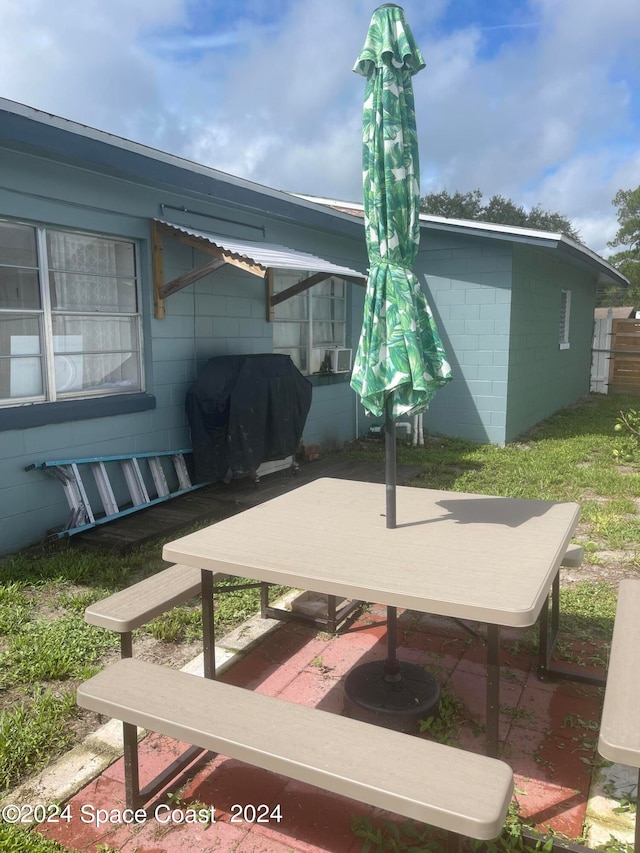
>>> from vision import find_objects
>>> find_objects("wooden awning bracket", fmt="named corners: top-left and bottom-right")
top-left (151, 219), bottom-right (366, 320)
top-left (152, 220), bottom-right (266, 318)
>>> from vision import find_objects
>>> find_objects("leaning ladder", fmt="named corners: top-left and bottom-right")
top-left (26, 450), bottom-right (207, 538)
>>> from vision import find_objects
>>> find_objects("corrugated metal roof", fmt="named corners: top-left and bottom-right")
top-left (156, 220), bottom-right (366, 279)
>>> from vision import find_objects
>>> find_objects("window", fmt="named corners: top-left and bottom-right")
top-left (559, 289), bottom-right (571, 350)
top-left (0, 220), bottom-right (142, 405)
top-left (272, 272), bottom-right (347, 374)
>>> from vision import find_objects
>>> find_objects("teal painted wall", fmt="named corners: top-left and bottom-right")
top-left (505, 245), bottom-right (597, 441)
top-left (414, 231), bottom-right (513, 444)
top-left (0, 147), bottom-right (368, 554)
top-left (0, 138), bottom-right (602, 555)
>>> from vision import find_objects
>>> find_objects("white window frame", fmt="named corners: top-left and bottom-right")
top-left (0, 219), bottom-right (144, 407)
top-left (559, 288), bottom-right (571, 350)
top-left (272, 272), bottom-right (347, 375)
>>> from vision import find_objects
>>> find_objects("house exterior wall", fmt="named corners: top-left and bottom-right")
top-left (0, 118), bottom-right (610, 555)
top-left (0, 146), bottom-right (368, 554)
top-left (414, 230), bottom-right (513, 444)
top-left (505, 244), bottom-right (597, 441)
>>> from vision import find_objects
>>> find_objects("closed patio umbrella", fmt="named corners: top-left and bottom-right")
top-left (345, 3), bottom-right (452, 730)
top-left (350, 3), bottom-right (451, 530)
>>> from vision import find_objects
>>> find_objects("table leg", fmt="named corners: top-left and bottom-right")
top-left (538, 571), bottom-right (605, 687)
top-left (486, 624), bottom-right (500, 758)
top-left (636, 768), bottom-right (640, 852)
top-left (201, 570), bottom-right (216, 680)
top-left (538, 571), bottom-right (560, 681)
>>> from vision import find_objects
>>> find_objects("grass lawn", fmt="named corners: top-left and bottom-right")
top-left (1, 392), bottom-right (639, 851)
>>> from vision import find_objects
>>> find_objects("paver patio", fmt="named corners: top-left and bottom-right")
top-left (37, 601), bottom-right (610, 853)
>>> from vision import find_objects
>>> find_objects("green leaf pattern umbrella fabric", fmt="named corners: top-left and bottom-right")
top-left (350, 4), bottom-right (452, 419)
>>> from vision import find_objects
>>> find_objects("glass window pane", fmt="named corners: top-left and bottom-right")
top-left (47, 231), bottom-right (137, 313)
top-left (52, 315), bottom-right (138, 352)
top-left (274, 292), bottom-right (307, 321)
top-left (313, 321), bottom-right (345, 346)
top-left (51, 315), bottom-right (140, 393)
top-left (0, 314), bottom-right (42, 357)
top-left (49, 272), bottom-right (137, 313)
top-left (0, 268), bottom-right (41, 310)
top-left (47, 231), bottom-right (135, 277)
top-left (0, 356), bottom-right (44, 399)
top-left (55, 352), bottom-right (140, 394)
top-left (0, 221), bottom-right (37, 267)
top-left (315, 277), bottom-right (345, 297)
top-left (273, 322), bottom-right (306, 348)
top-left (274, 348), bottom-right (307, 373)
top-left (0, 315), bottom-right (44, 399)
top-left (313, 297), bottom-right (334, 321)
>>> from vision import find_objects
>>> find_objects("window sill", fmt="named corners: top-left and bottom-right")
top-left (0, 393), bottom-right (156, 432)
top-left (559, 343), bottom-right (570, 351)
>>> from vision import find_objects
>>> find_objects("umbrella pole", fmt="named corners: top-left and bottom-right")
top-left (384, 394), bottom-right (396, 529)
top-left (384, 395), bottom-right (401, 680)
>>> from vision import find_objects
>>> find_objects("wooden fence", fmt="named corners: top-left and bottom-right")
top-left (591, 316), bottom-right (640, 395)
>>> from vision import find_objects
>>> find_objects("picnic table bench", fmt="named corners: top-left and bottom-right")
top-left (598, 578), bottom-right (640, 849)
top-left (79, 534), bottom-right (586, 845)
top-left (77, 657), bottom-right (514, 848)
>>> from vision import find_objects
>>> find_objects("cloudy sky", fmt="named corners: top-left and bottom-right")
top-left (1, 0), bottom-right (639, 257)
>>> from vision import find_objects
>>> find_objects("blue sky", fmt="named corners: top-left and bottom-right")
top-left (0, 0), bottom-right (639, 257)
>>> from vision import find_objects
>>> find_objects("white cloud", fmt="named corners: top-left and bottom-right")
top-left (0, 0), bottom-right (638, 258)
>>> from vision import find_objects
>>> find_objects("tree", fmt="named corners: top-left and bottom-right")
top-left (420, 188), bottom-right (581, 241)
top-left (600, 187), bottom-right (640, 307)
top-left (421, 188), bottom-right (484, 220)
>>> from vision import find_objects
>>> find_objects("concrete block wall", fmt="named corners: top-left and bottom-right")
top-left (416, 233), bottom-right (513, 443)
top-left (0, 150), bottom-right (369, 554)
top-left (506, 245), bottom-right (597, 440)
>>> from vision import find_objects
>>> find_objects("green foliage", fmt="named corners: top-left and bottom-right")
top-left (598, 185), bottom-right (640, 307)
top-left (0, 824), bottom-right (79, 852)
top-left (351, 801), bottom-right (558, 853)
top-left (351, 814), bottom-right (443, 852)
top-left (608, 187), bottom-right (640, 253)
top-left (0, 583), bottom-right (34, 634)
top-left (418, 689), bottom-right (474, 744)
top-left (596, 836), bottom-right (635, 853)
top-left (420, 188), bottom-right (580, 241)
top-left (0, 688), bottom-right (78, 789)
top-left (420, 188), bottom-right (484, 220)
top-left (147, 605), bottom-right (202, 643)
top-left (612, 408), bottom-right (640, 464)
top-left (0, 616), bottom-right (117, 688)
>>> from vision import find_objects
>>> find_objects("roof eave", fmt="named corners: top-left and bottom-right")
top-left (0, 98), bottom-right (364, 239)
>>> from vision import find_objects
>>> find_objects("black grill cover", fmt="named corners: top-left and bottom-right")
top-left (185, 354), bottom-right (312, 484)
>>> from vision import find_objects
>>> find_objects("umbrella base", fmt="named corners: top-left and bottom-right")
top-left (343, 660), bottom-right (440, 734)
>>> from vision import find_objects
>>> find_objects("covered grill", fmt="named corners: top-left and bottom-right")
top-left (185, 354), bottom-right (312, 485)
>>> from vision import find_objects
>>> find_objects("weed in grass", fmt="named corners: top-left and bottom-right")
top-left (418, 689), bottom-right (480, 744)
top-left (351, 799), bottom-right (555, 853)
top-left (57, 588), bottom-right (111, 615)
top-left (558, 581), bottom-right (617, 642)
top-left (0, 584), bottom-right (34, 635)
top-left (596, 836), bottom-right (635, 853)
top-left (0, 687), bottom-right (78, 790)
top-left (0, 616), bottom-right (117, 688)
top-left (0, 823), bottom-right (77, 852)
top-left (147, 606), bottom-right (202, 644)
top-left (500, 706), bottom-right (535, 724)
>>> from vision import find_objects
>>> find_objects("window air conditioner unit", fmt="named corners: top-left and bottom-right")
top-left (312, 347), bottom-right (352, 374)
top-left (332, 347), bottom-right (353, 373)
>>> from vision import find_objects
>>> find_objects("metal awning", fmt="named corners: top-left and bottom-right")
top-left (151, 219), bottom-right (366, 319)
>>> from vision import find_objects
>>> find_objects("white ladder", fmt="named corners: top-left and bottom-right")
top-left (26, 450), bottom-right (207, 538)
